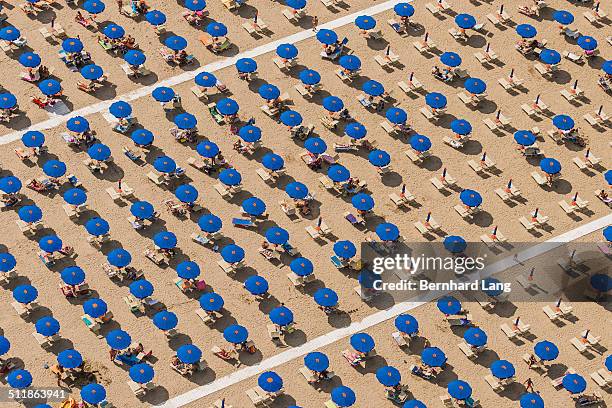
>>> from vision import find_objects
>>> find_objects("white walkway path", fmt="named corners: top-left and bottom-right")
top-left (0, 0), bottom-right (406, 146)
top-left (156, 214), bottom-right (611, 407)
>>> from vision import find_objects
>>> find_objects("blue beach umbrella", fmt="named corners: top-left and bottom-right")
top-left (153, 310), bottom-right (178, 331)
top-left (87, 143), bottom-right (111, 161)
top-left (0, 26), bottom-right (20, 42)
top-left (0, 93), bottom-right (16, 109)
top-left (352, 193), bottom-right (374, 211)
top-left (440, 52), bottom-right (461, 67)
top-left (539, 158), bottom-right (561, 175)
top-left (216, 98), bottom-right (239, 115)
top-left (448, 380), bottom-right (472, 400)
top-left (577, 36), bottom-right (597, 51)
top-left (339, 55), bottom-right (361, 71)
top-left (221, 244), bottom-right (245, 263)
top-left (444, 236), bottom-right (467, 253)
top-left (331, 386), bottom-right (356, 407)
top-left (238, 125), bottom-right (261, 142)
top-left (175, 184), bottom-right (198, 203)
top-left (516, 24), bottom-right (536, 38)
top-left (355, 15), bottom-right (376, 30)
top-left (276, 43), bottom-right (298, 59)
top-left (455, 13), bottom-right (476, 29)
top-left (553, 114), bottom-right (574, 131)
top-left (376, 223), bottom-right (399, 241)
top-left (242, 197), bottom-right (266, 216)
top-left (403, 401), bottom-right (426, 408)
top-left (244, 275), bottom-right (269, 295)
top-left (590, 274), bottom-right (611, 292)
top-left (206, 22), bottom-right (227, 37)
top-left (185, 0), bottom-right (206, 11)
top-left (482, 277), bottom-right (504, 297)
top-left (61, 266), bottom-right (86, 285)
top-left (514, 130), bottom-right (536, 146)
top-left (198, 214), bottom-right (222, 233)
top-left (534, 340), bottom-right (559, 361)
top-left (219, 168), bottom-right (242, 186)
top-left (553, 10), bottom-right (574, 25)
top-left (258, 371), bottom-right (283, 392)
top-left (0, 176), bottom-right (21, 193)
top-left (316, 29), bottom-right (337, 45)
top-left (153, 231), bottom-right (177, 249)
top-left (106, 330), bottom-right (131, 350)
top-left (67, 116), bottom-right (89, 133)
top-left (376, 366), bottom-right (401, 386)
top-left (304, 137), bottom-right (327, 154)
top-left (124, 50), bottom-right (146, 66)
top-left (35, 316), bottom-right (60, 336)
top-left (270, 306), bottom-right (293, 326)
top-left (395, 314), bottom-right (418, 334)
top-left (130, 364), bottom-right (154, 384)
top-left (176, 261), bottom-right (200, 280)
top-left (177, 345), bottom-right (202, 364)
top-left (362, 80), bottom-right (384, 97)
top-left (605, 170), bottom-right (612, 185)
top-left (394, 3), bottom-right (414, 17)
top-left (290, 257), bottom-right (313, 276)
top-left (81, 64), bottom-right (104, 80)
top-left (131, 201), bottom-right (154, 219)
top-left (281, 110), bottom-right (303, 126)
top-left (130, 279), bottom-right (154, 299)
top-left (359, 270), bottom-right (380, 289)
top-left (19, 52), bottom-right (41, 68)
top-left (7, 370), bottom-right (32, 389)
top-left (266, 227), bottom-right (289, 245)
top-left (196, 140), bottom-right (219, 158)
top-left (350, 333), bottom-right (374, 352)
top-left (63, 188), bottom-right (87, 205)
top-left (165, 35), bottom-right (187, 51)
top-left (195, 72), bottom-right (216, 87)
top-left (223, 324), bottom-right (248, 344)
top-left (369, 149), bottom-right (390, 167)
top-left (39, 79), bottom-right (61, 96)
top-left (464, 327), bottom-right (487, 346)
top-left (146, 10), bottom-right (166, 25)
top-left (236, 58), bottom-right (257, 73)
top-left (83, 298), bottom-right (107, 318)
top-left (520, 393), bottom-right (544, 408)
top-left (451, 119), bottom-right (472, 135)
top-left (464, 78), bottom-right (486, 94)
top-left (437, 296), bottom-right (461, 314)
top-left (491, 360), bottom-right (515, 379)
top-left (602, 60), bottom-right (612, 75)
top-left (314, 288), bottom-right (338, 307)
top-left (152, 86), bottom-right (175, 102)
top-left (426, 92), bottom-right (447, 109)
top-left (323, 96), bottom-right (344, 112)
top-left (540, 49), bottom-right (561, 65)
top-left (22, 131), bottom-right (45, 148)
top-left (62, 38), bottom-right (83, 53)
top-left (345, 122), bottom-right (366, 139)
top-left (562, 374), bottom-right (586, 394)
top-left (328, 165), bottom-right (350, 182)
top-left (109, 101), bottom-right (132, 118)
top-left (81, 384), bottom-right (106, 404)
top-left (386, 107), bottom-right (407, 124)
top-left (286, 0), bottom-right (306, 9)
top-left (299, 69), bottom-right (321, 85)
top-left (0, 253), bottom-right (16, 272)
top-left (605, 355), bottom-right (611, 371)
top-left (258, 84), bottom-right (280, 100)
top-left (13, 285), bottom-right (38, 303)
top-left (154, 156), bottom-right (176, 173)
top-left (199, 293), bottom-right (224, 312)
top-left (305, 352), bottom-right (329, 372)
top-left (174, 113), bottom-right (197, 129)
top-left (460, 189), bottom-right (482, 207)
top-left (410, 135), bottom-right (432, 152)
top-left (103, 24), bottom-right (125, 39)
top-left (107, 248), bottom-right (131, 268)
top-left (39, 235), bottom-right (62, 253)
top-left (58, 349), bottom-right (83, 369)
top-left (83, 0), bottom-right (105, 13)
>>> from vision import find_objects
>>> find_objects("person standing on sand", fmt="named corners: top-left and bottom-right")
top-left (523, 378), bottom-right (534, 392)
top-left (312, 16), bottom-right (318, 32)
top-left (117, 0), bottom-right (123, 14)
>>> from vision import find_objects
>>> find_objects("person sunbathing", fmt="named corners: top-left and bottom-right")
top-left (295, 199), bottom-right (311, 215)
top-left (1, 195), bottom-right (18, 207)
top-left (260, 241), bottom-right (275, 258)
top-left (597, 190), bottom-right (611, 203)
